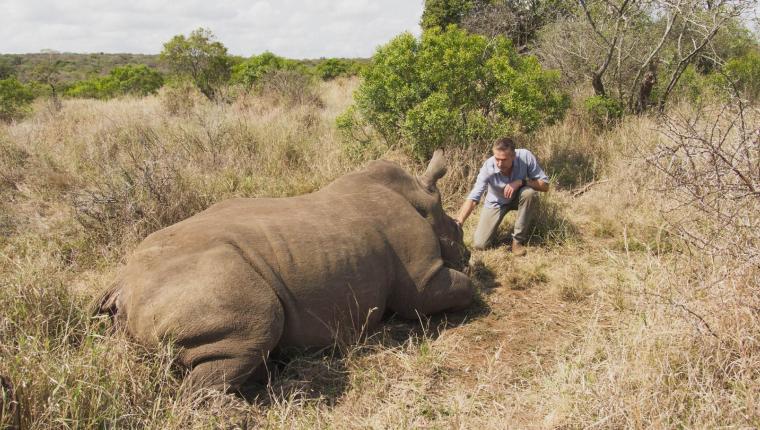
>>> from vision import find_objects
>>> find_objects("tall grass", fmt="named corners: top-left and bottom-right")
top-left (1, 77), bottom-right (758, 428)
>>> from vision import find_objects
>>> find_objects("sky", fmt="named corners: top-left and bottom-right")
top-left (0, 0), bottom-right (425, 58)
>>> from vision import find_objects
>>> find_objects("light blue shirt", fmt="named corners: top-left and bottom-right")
top-left (467, 149), bottom-right (549, 209)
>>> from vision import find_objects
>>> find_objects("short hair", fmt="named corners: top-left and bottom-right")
top-left (492, 137), bottom-right (516, 153)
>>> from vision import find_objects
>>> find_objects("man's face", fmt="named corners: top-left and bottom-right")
top-left (493, 149), bottom-right (516, 174)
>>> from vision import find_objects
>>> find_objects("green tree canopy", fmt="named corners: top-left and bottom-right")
top-left (421, 0), bottom-right (475, 30)
top-left (160, 28), bottom-right (232, 99)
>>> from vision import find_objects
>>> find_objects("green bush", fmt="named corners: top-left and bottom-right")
top-left (232, 52), bottom-right (303, 87)
top-left (108, 65), bottom-right (164, 96)
top-left (668, 65), bottom-right (708, 104)
top-left (65, 65), bottom-right (163, 100)
top-left (65, 79), bottom-right (109, 99)
top-left (346, 26), bottom-right (568, 159)
top-left (583, 95), bottom-right (624, 129)
top-left (315, 58), bottom-right (362, 80)
top-left (723, 51), bottom-right (760, 102)
top-left (0, 77), bottom-right (35, 122)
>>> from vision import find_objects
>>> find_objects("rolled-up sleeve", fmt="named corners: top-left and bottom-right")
top-left (467, 163), bottom-right (490, 202)
top-left (526, 152), bottom-right (549, 182)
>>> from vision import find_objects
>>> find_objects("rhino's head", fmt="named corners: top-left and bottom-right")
top-left (416, 150), bottom-right (471, 271)
top-left (364, 150), bottom-right (470, 271)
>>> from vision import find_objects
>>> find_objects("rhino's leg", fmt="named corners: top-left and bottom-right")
top-left (179, 268), bottom-right (285, 394)
top-left (396, 267), bottom-right (474, 319)
top-left (183, 319), bottom-right (284, 393)
top-left (182, 296), bottom-right (284, 393)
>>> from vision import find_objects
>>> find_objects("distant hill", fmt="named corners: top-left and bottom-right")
top-left (0, 52), bottom-right (166, 84)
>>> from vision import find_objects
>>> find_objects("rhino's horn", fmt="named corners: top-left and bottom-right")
top-left (421, 149), bottom-right (447, 189)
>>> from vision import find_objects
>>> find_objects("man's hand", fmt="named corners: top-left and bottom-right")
top-left (503, 179), bottom-right (524, 199)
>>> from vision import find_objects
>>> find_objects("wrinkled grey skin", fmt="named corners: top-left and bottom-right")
top-left (96, 150), bottom-right (473, 392)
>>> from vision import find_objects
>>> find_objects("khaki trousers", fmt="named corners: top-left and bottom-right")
top-left (472, 187), bottom-right (539, 250)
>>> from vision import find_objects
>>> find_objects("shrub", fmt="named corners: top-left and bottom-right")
top-left (160, 78), bottom-right (199, 116)
top-left (66, 65), bottom-right (163, 100)
top-left (258, 70), bottom-right (322, 107)
top-left (346, 26), bottom-right (568, 159)
top-left (668, 65), bottom-right (708, 104)
top-left (315, 58), bottom-right (360, 80)
top-left (0, 77), bottom-right (34, 122)
top-left (108, 64), bottom-right (164, 96)
top-left (232, 52), bottom-right (303, 87)
top-left (65, 78), bottom-right (112, 99)
top-left (583, 95), bottom-right (624, 129)
top-left (723, 51), bottom-right (760, 102)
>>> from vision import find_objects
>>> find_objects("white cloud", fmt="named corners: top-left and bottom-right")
top-left (0, 0), bottom-right (424, 57)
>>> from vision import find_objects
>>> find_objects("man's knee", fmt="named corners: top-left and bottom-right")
top-left (519, 187), bottom-right (538, 203)
top-left (471, 239), bottom-right (489, 251)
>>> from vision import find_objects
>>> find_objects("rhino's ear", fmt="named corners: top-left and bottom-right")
top-left (421, 149), bottom-right (447, 190)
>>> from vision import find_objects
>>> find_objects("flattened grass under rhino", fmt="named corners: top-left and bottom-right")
top-left (95, 150), bottom-right (474, 393)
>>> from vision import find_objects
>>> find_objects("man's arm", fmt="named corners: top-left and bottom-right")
top-left (455, 199), bottom-right (478, 225)
top-left (457, 161), bottom-right (490, 225)
top-left (527, 178), bottom-right (549, 192)
top-left (504, 177), bottom-right (549, 198)
top-left (525, 150), bottom-right (550, 192)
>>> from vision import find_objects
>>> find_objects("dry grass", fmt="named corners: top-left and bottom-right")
top-left (1, 78), bottom-right (758, 428)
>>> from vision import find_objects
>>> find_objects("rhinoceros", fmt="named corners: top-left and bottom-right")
top-left (95, 150), bottom-right (474, 392)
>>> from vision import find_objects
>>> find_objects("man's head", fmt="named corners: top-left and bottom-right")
top-left (492, 137), bottom-right (516, 174)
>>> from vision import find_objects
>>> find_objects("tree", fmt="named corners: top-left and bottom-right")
top-left (460, 0), bottom-right (573, 49)
top-left (421, 0), bottom-right (475, 30)
top-left (535, 0), bottom-right (754, 113)
top-left (30, 49), bottom-right (63, 110)
top-left (160, 28), bottom-right (232, 99)
top-left (423, 0), bottom-right (573, 49)
top-left (343, 26), bottom-right (569, 159)
top-left (0, 77), bottom-right (35, 122)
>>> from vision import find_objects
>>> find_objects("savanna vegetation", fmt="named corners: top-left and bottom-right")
top-left (1, 1), bottom-right (758, 428)
top-left (0, 30), bottom-right (365, 120)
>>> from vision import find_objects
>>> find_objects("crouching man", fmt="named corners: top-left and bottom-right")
top-left (455, 137), bottom-right (550, 256)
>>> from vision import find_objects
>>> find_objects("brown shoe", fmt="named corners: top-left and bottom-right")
top-left (511, 241), bottom-right (527, 257)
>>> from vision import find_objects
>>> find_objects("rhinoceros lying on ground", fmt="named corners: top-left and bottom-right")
top-left (96, 150), bottom-right (474, 392)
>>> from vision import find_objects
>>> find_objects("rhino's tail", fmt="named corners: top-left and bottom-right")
top-left (90, 281), bottom-right (123, 322)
